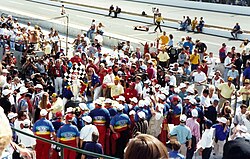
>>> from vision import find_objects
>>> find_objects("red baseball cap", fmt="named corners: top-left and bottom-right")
top-left (65, 114), bottom-right (73, 121)
top-left (107, 68), bottom-right (113, 72)
top-left (55, 112), bottom-right (62, 117)
top-left (172, 96), bottom-right (179, 102)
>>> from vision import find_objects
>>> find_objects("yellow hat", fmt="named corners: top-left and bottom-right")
top-left (245, 79), bottom-right (250, 84)
top-left (51, 93), bottom-right (58, 98)
top-left (114, 76), bottom-right (120, 81)
top-left (228, 77), bottom-right (233, 81)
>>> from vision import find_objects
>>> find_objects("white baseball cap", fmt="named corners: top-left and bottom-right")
top-left (191, 109), bottom-right (198, 117)
top-left (2, 89), bottom-right (12, 96)
top-left (23, 119), bottom-right (31, 126)
top-left (157, 94), bottom-right (166, 101)
top-left (19, 87), bottom-right (28, 94)
top-left (40, 109), bottom-right (48, 116)
top-left (2, 69), bottom-right (9, 74)
top-left (129, 110), bottom-right (136, 115)
top-left (34, 84), bottom-right (43, 89)
top-left (79, 103), bottom-right (89, 110)
top-left (138, 100), bottom-right (145, 107)
top-left (82, 116), bottom-right (92, 123)
top-left (217, 117), bottom-right (227, 124)
top-left (94, 99), bottom-right (103, 105)
top-left (104, 98), bottom-right (113, 104)
top-left (180, 114), bottom-right (187, 122)
top-left (138, 111), bottom-right (146, 119)
top-left (117, 96), bottom-right (125, 102)
top-left (179, 83), bottom-right (186, 89)
top-left (117, 104), bottom-right (125, 111)
top-left (7, 112), bottom-right (17, 120)
top-left (66, 107), bottom-right (74, 113)
top-left (130, 97), bottom-right (138, 103)
top-left (190, 98), bottom-right (197, 105)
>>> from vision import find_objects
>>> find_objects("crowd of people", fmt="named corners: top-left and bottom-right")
top-left (0, 10), bottom-right (250, 159)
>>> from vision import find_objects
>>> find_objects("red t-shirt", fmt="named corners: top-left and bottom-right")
top-left (124, 88), bottom-right (138, 102)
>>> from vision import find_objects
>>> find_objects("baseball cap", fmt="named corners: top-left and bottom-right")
top-left (130, 97), bottom-right (138, 103)
top-left (7, 112), bottom-right (17, 120)
top-left (191, 109), bottom-right (198, 117)
top-left (55, 112), bottom-right (63, 117)
top-left (82, 116), bottom-right (92, 123)
top-left (138, 111), bottom-right (146, 119)
top-left (129, 110), bottom-right (136, 115)
top-left (104, 98), bottom-right (113, 104)
top-left (117, 104), bottom-right (125, 111)
top-left (180, 114), bottom-right (187, 122)
top-left (138, 100), bottom-right (145, 107)
top-left (79, 103), bottom-right (89, 110)
top-left (190, 98), bottom-right (197, 105)
top-left (117, 96), bottom-right (125, 102)
top-left (51, 93), bottom-right (58, 98)
top-left (179, 83), bottom-right (186, 89)
top-left (65, 114), bottom-right (73, 121)
top-left (217, 117), bottom-right (227, 124)
top-left (238, 125), bottom-right (248, 133)
top-left (40, 109), bottom-right (48, 116)
top-left (2, 89), bottom-right (11, 96)
top-left (172, 96), bottom-right (179, 102)
top-left (23, 119), bottom-right (31, 126)
top-left (157, 94), bottom-right (166, 101)
top-left (2, 69), bottom-right (9, 74)
top-left (66, 107), bottom-right (74, 113)
top-left (34, 84), bottom-right (43, 89)
top-left (94, 99), bottom-right (102, 105)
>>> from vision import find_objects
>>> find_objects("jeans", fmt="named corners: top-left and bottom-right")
top-left (87, 29), bottom-right (95, 41)
top-left (202, 147), bottom-right (212, 159)
top-left (54, 77), bottom-right (63, 95)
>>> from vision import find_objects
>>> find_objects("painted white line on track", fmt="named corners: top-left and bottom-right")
top-left (38, 7), bottom-right (57, 13)
top-left (8, 1), bottom-right (24, 5)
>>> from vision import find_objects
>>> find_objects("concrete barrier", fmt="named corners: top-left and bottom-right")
top-left (125, 0), bottom-right (250, 16)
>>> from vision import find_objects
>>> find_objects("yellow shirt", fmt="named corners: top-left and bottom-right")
top-left (190, 54), bottom-right (200, 65)
top-left (156, 16), bottom-right (163, 23)
top-left (160, 35), bottom-right (169, 45)
top-left (239, 87), bottom-right (250, 101)
top-left (157, 52), bottom-right (170, 62)
top-left (109, 84), bottom-right (124, 97)
top-left (217, 83), bottom-right (235, 99)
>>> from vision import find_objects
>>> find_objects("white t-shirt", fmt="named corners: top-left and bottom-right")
top-left (193, 72), bottom-right (206, 83)
top-left (224, 56), bottom-right (232, 68)
top-left (80, 124), bottom-right (99, 142)
top-left (135, 83), bottom-right (143, 95)
top-left (200, 95), bottom-right (211, 108)
top-left (19, 128), bottom-right (36, 147)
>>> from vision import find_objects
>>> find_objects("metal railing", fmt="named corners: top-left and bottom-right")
top-left (12, 128), bottom-right (118, 159)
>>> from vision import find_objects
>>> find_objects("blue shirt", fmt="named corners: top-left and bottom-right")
top-left (107, 107), bottom-right (117, 118)
top-left (52, 120), bottom-right (65, 132)
top-left (170, 103), bottom-right (182, 115)
top-left (183, 41), bottom-right (194, 53)
top-left (169, 150), bottom-right (185, 159)
top-left (89, 108), bottom-right (111, 126)
top-left (170, 125), bottom-right (192, 144)
top-left (91, 74), bottom-right (101, 87)
top-left (243, 67), bottom-right (250, 79)
top-left (212, 124), bottom-right (229, 141)
top-left (33, 118), bottom-right (55, 135)
top-left (84, 142), bottom-right (103, 159)
top-left (110, 113), bottom-right (131, 132)
top-left (57, 124), bottom-right (80, 142)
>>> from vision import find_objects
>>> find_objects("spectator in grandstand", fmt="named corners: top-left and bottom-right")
top-left (191, 17), bottom-right (198, 32)
top-left (196, 17), bottom-right (205, 33)
top-left (231, 23), bottom-right (243, 39)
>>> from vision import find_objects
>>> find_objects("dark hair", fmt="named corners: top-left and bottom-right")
top-left (203, 89), bottom-right (209, 95)
top-left (172, 141), bottom-right (181, 151)
top-left (124, 134), bottom-right (168, 159)
top-left (92, 132), bottom-right (99, 143)
top-left (240, 104), bottom-right (248, 109)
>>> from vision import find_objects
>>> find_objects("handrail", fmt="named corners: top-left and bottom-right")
top-left (12, 127), bottom-right (118, 159)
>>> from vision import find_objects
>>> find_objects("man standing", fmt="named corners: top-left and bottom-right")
top-left (154, 13), bottom-right (164, 33)
top-left (217, 77), bottom-right (235, 112)
top-left (191, 66), bottom-right (207, 96)
top-left (89, 99), bottom-right (111, 152)
top-left (110, 104), bottom-right (131, 158)
top-left (224, 52), bottom-right (233, 81)
top-left (57, 114), bottom-right (80, 159)
top-left (0, 89), bottom-right (12, 115)
top-left (87, 19), bottom-right (96, 41)
top-left (170, 114), bottom-right (192, 158)
top-left (33, 109), bottom-right (55, 159)
top-left (190, 49), bottom-right (200, 71)
top-left (186, 109), bottom-right (200, 159)
top-left (233, 104), bottom-right (247, 127)
top-left (52, 59), bottom-right (65, 96)
top-left (195, 40), bottom-right (207, 62)
top-left (227, 65), bottom-right (239, 87)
